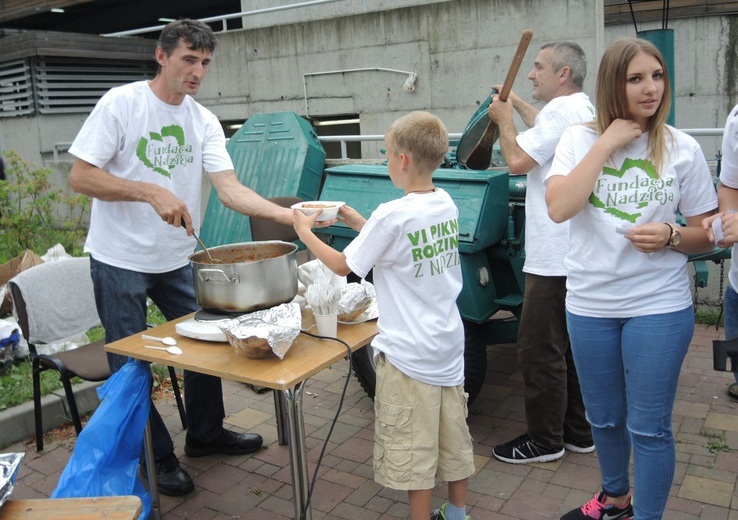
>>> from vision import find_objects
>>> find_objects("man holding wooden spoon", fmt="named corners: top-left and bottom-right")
top-left (487, 42), bottom-right (595, 465)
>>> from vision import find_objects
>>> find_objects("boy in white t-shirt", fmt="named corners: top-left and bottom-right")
top-left (294, 111), bottom-right (475, 520)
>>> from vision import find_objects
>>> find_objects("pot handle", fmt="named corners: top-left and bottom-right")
top-left (197, 269), bottom-right (239, 285)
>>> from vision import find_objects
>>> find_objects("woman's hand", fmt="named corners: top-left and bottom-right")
top-left (600, 119), bottom-right (643, 153)
top-left (623, 222), bottom-right (671, 253)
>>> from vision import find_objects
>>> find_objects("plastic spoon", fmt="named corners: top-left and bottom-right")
top-left (144, 345), bottom-right (183, 355)
top-left (141, 334), bottom-right (178, 346)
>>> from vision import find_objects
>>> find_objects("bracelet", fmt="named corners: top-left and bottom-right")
top-left (663, 222), bottom-right (673, 247)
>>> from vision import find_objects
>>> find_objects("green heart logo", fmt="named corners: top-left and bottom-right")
top-left (588, 157), bottom-right (659, 223)
top-left (136, 125), bottom-right (187, 178)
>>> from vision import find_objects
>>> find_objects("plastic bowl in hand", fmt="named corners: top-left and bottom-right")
top-left (291, 201), bottom-right (345, 221)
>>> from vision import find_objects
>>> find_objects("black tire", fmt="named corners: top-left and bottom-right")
top-left (351, 343), bottom-right (377, 399)
top-left (351, 320), bottom-right (488, 404)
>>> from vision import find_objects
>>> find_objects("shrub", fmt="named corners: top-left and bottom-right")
top-left (0, 151), bottom-right (90, 262)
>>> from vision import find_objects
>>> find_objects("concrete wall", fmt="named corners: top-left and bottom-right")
top-left (1, 113), bottom-right (90, 166)
top-left (202, 0), bottom-right (604, 158)
top-left (605, 16), bottom-right (737, 161)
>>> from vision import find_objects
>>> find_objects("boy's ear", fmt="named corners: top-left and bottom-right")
top-left (400, 152), bottom-right (411, 170)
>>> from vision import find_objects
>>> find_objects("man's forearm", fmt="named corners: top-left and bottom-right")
top-left (511, 97), bottom-right (539, 128)
top-left (210, 170), bottom-right (293, 225)
top-left (69, 159), bottom-right (156, 203)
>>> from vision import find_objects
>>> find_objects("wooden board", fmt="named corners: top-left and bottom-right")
top-left (0, 496), bottom-right (142, 520)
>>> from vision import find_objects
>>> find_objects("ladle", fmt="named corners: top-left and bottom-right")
top-left (141, 334), bottom-right (178, 346)
top-left (182, 222), bottom-right (223, 264)
top-left (145, 345), bottom-right (183, 355)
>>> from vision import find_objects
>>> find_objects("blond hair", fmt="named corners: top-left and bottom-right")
top-left (385, 111), bottom-right (448, 173)
top-left (594, 37), bottom-right (672, 173)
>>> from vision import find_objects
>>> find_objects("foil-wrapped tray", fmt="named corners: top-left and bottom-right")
top-left (338, 281), bottom-right (376, 322)
top-left (219, 302), bottom-right (301, 359)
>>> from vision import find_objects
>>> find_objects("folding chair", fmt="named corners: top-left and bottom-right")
top-left (8, 256), bottom-right (186, 451)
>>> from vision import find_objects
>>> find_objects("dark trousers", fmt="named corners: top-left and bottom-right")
top-left (517, 273), bottom-right (590, 448)
top-left (90, 256), bottom-right (225, 463)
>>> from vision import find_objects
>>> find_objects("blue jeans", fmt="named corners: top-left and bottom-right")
top-left (724, 285), bottom-right (738, 383)
top-left (567, 307), bottom-right (694, 520)
top-left (90, 256), bottom-right (225, 463)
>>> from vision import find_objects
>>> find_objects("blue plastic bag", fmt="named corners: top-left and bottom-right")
top-left (52, 359), bottom-right (152, 519)
top-left (0, 328), bottom-right (19, 375)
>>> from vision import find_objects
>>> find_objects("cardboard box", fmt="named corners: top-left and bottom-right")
top-left (0, 250), bottom-right (44, 316)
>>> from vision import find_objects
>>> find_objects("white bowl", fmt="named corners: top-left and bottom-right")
top-left (291, 201), bottom-right (345, 221)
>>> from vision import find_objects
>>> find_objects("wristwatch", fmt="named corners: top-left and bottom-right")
top-left (665, 222), bottom-right (681, 248)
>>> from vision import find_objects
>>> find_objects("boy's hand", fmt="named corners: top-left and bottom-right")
top-left (293, 208), bottom-right (322, 233)
top-left (339, 205), bottom-right (367, 231)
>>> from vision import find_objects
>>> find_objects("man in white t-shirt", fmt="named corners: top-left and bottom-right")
top-left (487, 42), bottom-right (595, 464)
top-left (704, 105), bottom-right (738, 399)
top-left (68, 19), bottom-right (312, 497)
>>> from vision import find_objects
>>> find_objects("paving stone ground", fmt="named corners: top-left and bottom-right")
top-left (4, 322), bottom-right (738, 519)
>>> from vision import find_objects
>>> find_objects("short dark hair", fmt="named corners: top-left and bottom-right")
top-left (157, 19), bottom-right (218, 58)
top-left (541, 42), bottom-right (587, 88)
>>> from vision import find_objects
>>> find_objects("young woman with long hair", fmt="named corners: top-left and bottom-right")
top-left (546, 38), bottom-right (717, 520)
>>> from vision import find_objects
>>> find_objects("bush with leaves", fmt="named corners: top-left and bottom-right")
top-left (0, 151), bottom-right (90, 262)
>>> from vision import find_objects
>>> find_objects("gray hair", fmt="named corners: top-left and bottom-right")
top-left (541, 42), bottom-right (587, 88)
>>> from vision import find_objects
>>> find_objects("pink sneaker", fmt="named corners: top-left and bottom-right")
top-left (560, 491), bottom-right (633, 519)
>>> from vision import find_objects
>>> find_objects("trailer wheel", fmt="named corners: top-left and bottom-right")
top-left (351, 344), bottom-right (377, 399)
top-left (351, 320), bottom-right (488, 404)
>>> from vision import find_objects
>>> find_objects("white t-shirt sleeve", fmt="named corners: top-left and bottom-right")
top-left (69, 93), bottom-right (125, 169)
top-left (545, 126), bottom-right (579, 183)
top-left (202, 112), bottom-right (234, 173)
top-left (675, 132), bottom-right (718, 217)
top-left (343, 215), bottom-right (393, 279)
top-left (720, 107), bottom-right (738, 189)
top-left (516, 109), bottom-right (571, 166)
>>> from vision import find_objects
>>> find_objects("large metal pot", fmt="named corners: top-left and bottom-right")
top-left (189, 241), bottom-right (298, 313)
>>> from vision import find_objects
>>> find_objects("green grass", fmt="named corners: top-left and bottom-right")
top-left (695, 307), bottom-right (724, 327)
top-left (0, 302), bottom-right (167, 411)
top-left (700, 428), bottom-right (733, 454)
top-left (0, 360), bottom-right (82, 411)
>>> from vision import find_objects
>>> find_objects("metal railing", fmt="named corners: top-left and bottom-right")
top-left (318, 129), bottom-right (724, 160)
top-left (51, 128), bottom-right (724, 161)
top-left (102, 0), bottom-right (346, 37)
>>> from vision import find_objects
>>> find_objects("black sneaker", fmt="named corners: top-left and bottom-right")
top-left (560, 491), bottom-right (633, 519)
top-left (185, 428), bottom-right (263, 457)
top-left (728, 383), bottom-right (738, 399)
top-left (493, 433), bottom-right (564, 464)
top-left (563, 435), bottom-right (595, 454)
top-left (156, 454), bottom-right (194, 497)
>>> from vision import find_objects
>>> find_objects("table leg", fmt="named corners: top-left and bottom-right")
top-left (273, 389), bottom-right (288, 446)
top-left (282, 381), bottom-right (312, 520)
top-left (144, 419), bottom-right (161, 520)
